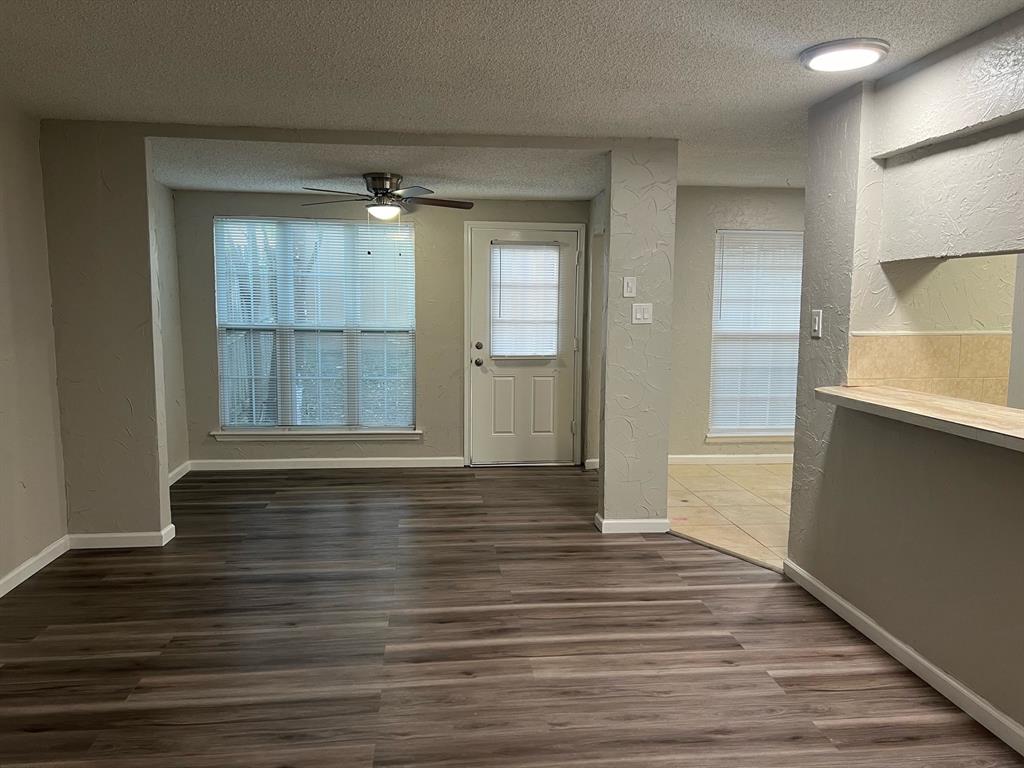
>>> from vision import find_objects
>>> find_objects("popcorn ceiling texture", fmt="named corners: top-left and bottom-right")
top-left (3, 1), bottom-right (1022, 187)
top-left (599, 143), bottom-right (677, 524)
top-left (149, 139), bottom-right (608, 200)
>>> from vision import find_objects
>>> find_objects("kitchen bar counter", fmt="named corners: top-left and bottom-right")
top-left (816, 385), bottom-right (1024, 454)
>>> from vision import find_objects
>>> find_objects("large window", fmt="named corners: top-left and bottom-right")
top-left (709, 229), bottom-right (804, 437)
top-left (214, 217), bottom-right (415, 430)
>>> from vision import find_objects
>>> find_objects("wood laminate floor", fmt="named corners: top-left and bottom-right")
top-left (1, 466), bottom-right (1020, 767)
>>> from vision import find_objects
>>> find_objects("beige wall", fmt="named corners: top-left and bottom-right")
top-left (584, 190), bottom-right (608, 465)
top-left (40, 121), bottom-right (169, 535)
top-left (0, 102), bottom-right (67, 577)
top-left (173, 191), bottom-right (589, 461)
top-left (804, 406), bottom-right (1024, 728)
top-left (150, 182), bottom-right (189, 473)
top-left (671, 186), bottom-right (805, 456)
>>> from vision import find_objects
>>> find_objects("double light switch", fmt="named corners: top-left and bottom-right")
top-left (623, 276), bottom-right (652, 324)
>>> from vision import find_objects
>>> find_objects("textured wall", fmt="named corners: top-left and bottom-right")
top-left (598, 143), bottom-right (677, 526)
top-left (40, 121), bottom-right (168, 535)
top-left (173, 191), bottom-right (589, 461)
top-left (880, 130), bottom-right (1024, 262)
top-left (851, 252), bottom-right (1017, 333)
top-left (789, 84), bottom-right (863, 570)
top-left (149, 181), bottom-right (189, 473)
top-left (0, 102), bottom-right (67, 577)
top-left (671, 186), bottom-right (805, 456)
top-left (584, 190), bottom-right (609, 465)
top-left (871, 11), bottom-right (1024, 156)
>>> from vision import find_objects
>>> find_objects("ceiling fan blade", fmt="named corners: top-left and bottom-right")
top-left (300, 198), bottom-right (364, 207)
top-left (302, 187), bottom-right (372, 199)
top-left (393, 185), bottom-right (433, 198)
top-left (406, 197), bottom-right (474, 210)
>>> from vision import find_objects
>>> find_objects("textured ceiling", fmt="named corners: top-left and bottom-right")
top-left (149, 139), bottom-right (609, 199)
top-left (3, 0), bottom-right (1022, 187)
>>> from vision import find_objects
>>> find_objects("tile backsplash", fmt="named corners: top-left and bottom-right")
top-left (847, 333), bottom-right (1011, 406)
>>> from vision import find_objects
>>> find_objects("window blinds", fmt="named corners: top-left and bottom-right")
top-left (214, 217), bottom-right (415, 429)
top-left (489, 241), bottom-right (561, 357)
top-left (709, 229), bottom-right (804, 436)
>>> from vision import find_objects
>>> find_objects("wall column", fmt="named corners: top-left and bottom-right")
top-left (595, 141), bottom-right (678, 533)
top-left (40, 122), bottom-right (172, 543)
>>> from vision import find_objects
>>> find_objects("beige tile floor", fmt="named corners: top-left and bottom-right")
top-left (667, 462), bottom-right (792, 572)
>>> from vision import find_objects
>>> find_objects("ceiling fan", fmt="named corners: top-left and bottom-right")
top-left (302, 172), bottom-right (474, 220)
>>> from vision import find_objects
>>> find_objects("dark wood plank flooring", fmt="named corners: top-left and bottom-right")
top-left (1, 466), bottom-right (1020, 766)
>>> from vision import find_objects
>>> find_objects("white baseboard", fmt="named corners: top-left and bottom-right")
top-left (68, 524), bottom-right (176, 550)
top-left (669, 453), bottom-right (793, 465)
top-left (594, 513), bottom-right (669, 534)
top-left (2, 523), bottom-right (177, 599)
top-left (583, 458), bottom-right (599, 470)
top-left (785, 559), bottom-right (1024, 757)
top-left (168, 462), bottom-right (190, 485)
top-left (0, 535), bottom-right (70, 599)
top-left (187, 456), bottom-right (465, 471)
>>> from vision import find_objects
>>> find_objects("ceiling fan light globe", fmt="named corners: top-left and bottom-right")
top-left (367, 203), bottom-right (402, 220)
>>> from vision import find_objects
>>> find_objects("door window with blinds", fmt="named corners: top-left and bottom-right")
top-left (709, 229), bottom-right (804, 437)
top-left (489, 241), bottom-right (561, 357)
top-left (214, 217), bottom-right (415, 430)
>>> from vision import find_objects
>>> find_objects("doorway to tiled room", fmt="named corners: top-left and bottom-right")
top-left (667, 461), bottom-right (792, 571)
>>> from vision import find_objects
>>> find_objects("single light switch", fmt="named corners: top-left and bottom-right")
top-left (622, 276), bottom-right (637, 298)
top-left (810, 309), bottom-right (823, 339)
top-left (632, 302), bottom-right (653, 324)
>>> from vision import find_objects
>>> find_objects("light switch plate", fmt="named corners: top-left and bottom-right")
top-left (631, 302), bottom-right (653, 324)
top-left (810, 309), bottom-right (823, 339)
top-left (622, 276), bottom-right (637, 298)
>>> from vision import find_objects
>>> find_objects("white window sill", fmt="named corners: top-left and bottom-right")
top-left (705, 433), bottom-right (795, 445)
top-left (211, 428), bottom-right (423, 442)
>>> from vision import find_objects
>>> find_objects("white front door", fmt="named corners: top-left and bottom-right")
top-left (468, 226), bottom-right (581, 465)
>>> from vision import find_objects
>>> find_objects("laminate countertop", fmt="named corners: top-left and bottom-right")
top-left (815, 385), bottom-right (1024, 454)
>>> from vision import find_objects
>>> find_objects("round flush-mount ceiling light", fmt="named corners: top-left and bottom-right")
top-left (799, 38), bottom-right (891, 72)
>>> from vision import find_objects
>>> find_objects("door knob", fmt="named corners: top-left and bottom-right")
top-left (474, 358), bottom-right (483, 366)
top-left (474, 341), bottom-right (483, 350)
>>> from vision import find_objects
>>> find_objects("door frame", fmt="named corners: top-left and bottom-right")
top-left (463, 221), bottom-right (587, 466)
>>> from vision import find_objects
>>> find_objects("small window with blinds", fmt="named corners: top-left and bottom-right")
top-left (709, 229), bottom-right (804, 437)
top-left (490, 241), bottom-right (560, 357)
top-left (214, 217), bottom-right (415, 430)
